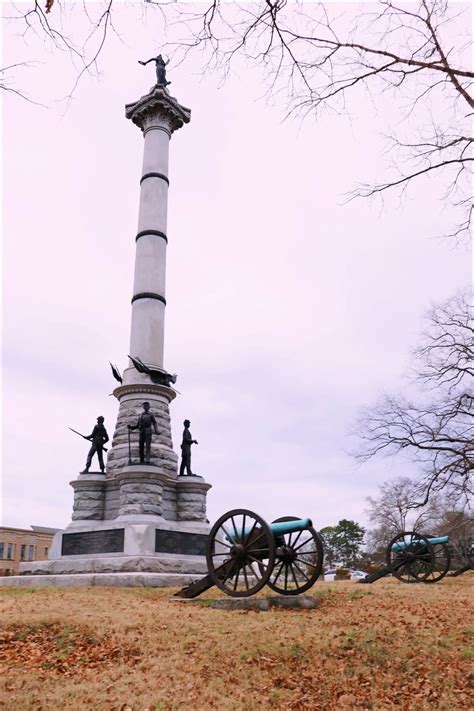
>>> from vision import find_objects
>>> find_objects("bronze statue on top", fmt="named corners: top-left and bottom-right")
top-left (138, 54), bottom-right (170, 86)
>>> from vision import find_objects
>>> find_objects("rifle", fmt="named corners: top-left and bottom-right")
top-left (68, 427), bottom-right (108, 452)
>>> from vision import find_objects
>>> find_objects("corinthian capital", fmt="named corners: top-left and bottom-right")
top-left (125, 85), bottom-right (191, 134)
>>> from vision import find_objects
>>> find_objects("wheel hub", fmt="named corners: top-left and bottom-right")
top-left (231, 543), bottom-right (246, 558)
top-left (276, 545), bottom-right (297, 564)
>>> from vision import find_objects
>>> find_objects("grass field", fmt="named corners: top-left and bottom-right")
top-left (0, 575), bottom-right (473, 710)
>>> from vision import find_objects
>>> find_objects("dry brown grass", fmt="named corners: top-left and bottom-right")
top-left (0, 575), bottom-right (473, 710)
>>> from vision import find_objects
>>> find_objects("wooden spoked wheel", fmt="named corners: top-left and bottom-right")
top-left (206, 509), bottom-right (276, 597)
top-left (387, 531), bottom-right (435, 583)
top-left (422, 535), bottom-right (451, 583)
top-left (264, 516), bottom-right (324, 595)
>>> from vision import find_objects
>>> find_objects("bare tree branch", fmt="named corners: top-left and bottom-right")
top-left (3, 1), bottom-right (472, 238)
top-left (355, 289), bottom-right (473, 506)
top-left (366, 477), bottom-right (473, 565)
top-left (165, 0), bottom-right (472, 241)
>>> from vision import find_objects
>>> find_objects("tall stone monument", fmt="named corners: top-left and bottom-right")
top-left (18, 71), bottom-right (212, 587)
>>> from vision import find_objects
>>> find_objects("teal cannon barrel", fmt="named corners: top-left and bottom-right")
top-left (270, 518), bottom-right (313, 537)
top-left (391, 535), bottom-right (449, 551)
top-left (227, 517), bottom-right (313, 543)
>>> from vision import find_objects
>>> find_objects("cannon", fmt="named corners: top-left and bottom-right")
top-left (360, 531), bottom-right (451, 585)
top-left (175, 508), bottom-right (324, 598)
top-left (447, 541), bottom-right (473, 577)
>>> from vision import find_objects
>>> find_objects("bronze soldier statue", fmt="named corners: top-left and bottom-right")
top-left (81, 416), bottom-right (109, 473)
top-left (138, 54), bottom-right (170, 86)
top-left (128, 402), bottom-right (159, 465)
top-left (179, 419), bottom-right (198, 476)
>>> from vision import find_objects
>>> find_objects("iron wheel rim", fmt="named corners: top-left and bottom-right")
top-left (387, 531), bottom-right (435, 584)
top-left (263, 516), bottom-right (324, 595)
top-left (206, 508), bottom-right (276, 597)
top-left (421, 535), bottom-right (451, 583)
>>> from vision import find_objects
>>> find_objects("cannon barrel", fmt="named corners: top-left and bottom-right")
top-left (227, 517), bottom-right (313, 543)
top-left (270, 518), bottom-right (313, 537)
top-left (391, 535), bottom-right (449, 551)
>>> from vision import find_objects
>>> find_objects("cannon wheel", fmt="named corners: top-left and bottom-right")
top-left (422, 534), bottom-right (451, 583)
top-left (206, 509), bottom-right (276, 597)
top-left (387, 531), bottom-right (435, 583)
top-left (263, 516), bottom-right (324, 596)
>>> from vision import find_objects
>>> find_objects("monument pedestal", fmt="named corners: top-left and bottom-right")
top-left (2, 573), bottom-right (202, 589)
top-left (17, 465), bottom-right (211, 582)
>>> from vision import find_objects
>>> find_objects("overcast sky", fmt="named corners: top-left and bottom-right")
top-left (1, 2), bottom-right (470, 533)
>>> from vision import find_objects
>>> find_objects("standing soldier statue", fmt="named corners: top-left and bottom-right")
top-left (138, 54), bottom-right (170, 86)
top-left (179, 419), bottom-right (198, 477)
top-left (80, 416), bottom-right (109, 473)
top-left (128, 402), bottom-right (159, 465)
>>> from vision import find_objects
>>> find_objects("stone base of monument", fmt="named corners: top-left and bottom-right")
top-left (3, 464), bottom-right (213, 588)
top-left (16, 516), bottom-right (209, 579)
top-left (0, 572), bottom-right (200, 589)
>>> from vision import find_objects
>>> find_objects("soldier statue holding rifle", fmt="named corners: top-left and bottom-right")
top-left (70, 416), bottom-right (109, 474)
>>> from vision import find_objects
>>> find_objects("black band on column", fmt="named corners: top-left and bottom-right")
top-left (136, 230), bottom-right (168, 243)
top-left (140, 172), bottom-right (170, 186)
top-left (131, 292), bottom-right (167, 306)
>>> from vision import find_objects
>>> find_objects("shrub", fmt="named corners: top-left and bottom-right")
top-left (367, 564), bottom-right (383, 575)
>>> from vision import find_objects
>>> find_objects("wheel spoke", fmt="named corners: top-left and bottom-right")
top-left (272, 560), bottom-right (286, 584)
top-left (293, 537), bottom-right (313, 553)
top-left (295, 556), bottom-right (317, 568)
top-left (220, 525), bottom-right (233, 543)
top-left (289, 563), bottom-right (299, 587)
top-left (230, 516), bottom-right (239, 539)
top-left (292, 560), bottom-right (310, 582)
top-left (222, 560), bottom-right (238, 584)
top-left (291, 530), bottom-right (303, 549)
top-left (247, 553), bottom-right (267, 565)
top-left (250, 563), bottom-right (262, 581)
top-left (399, 561), bottom-right (412, 579)
top-left (241, 514), bottom-right (246, 546)
top-left (243, 519), bottom-right (258, 547)
top-left (243, 565), bottom-right (250, 590)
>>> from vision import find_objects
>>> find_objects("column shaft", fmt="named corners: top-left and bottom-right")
top-left (129, 124), bottom-right (171, 370)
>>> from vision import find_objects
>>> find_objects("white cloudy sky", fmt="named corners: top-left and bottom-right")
top-left (1, 2), bottom-right (471, 533)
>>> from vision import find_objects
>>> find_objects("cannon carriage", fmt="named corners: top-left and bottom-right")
top-left (175, 508), bottom-right (452, 599)
top-left (361, 531), bottom-right (451, 584)
top-left (176, 508), bottom-right (324, 598)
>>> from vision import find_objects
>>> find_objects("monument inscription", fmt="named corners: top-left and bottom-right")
top-left (155, 529), bottom-right (207, 556)
top-left (62, 528), bottom-right (125, 556)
